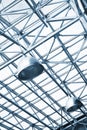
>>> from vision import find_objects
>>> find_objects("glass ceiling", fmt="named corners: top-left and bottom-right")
top-left (0, 0), bottom-right (87, 130)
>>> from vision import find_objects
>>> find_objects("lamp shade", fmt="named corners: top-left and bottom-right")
top-left (66, 97), bottom-right (83, 112)
top-left (73, 123), bottom-right (86, 130)
top-left (18, 56), bottom-right (44, 80)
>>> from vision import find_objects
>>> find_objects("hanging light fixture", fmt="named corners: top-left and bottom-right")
top-left (18, 56), bottom-right (44, 80)
top-left (73, 123), bottom-right (86, 130)
top-left (66, 96), bottom-right (83, 112)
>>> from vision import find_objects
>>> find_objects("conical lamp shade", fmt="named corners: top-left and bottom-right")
top-left (66, 97), bottom-right (83, 112)
top-left (18, 56), bottom-right (44, 80)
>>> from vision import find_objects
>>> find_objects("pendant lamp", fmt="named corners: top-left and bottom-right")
top-left (66, 96), bottom-right (83, 112)
top-left (18, 56), bottom-right (44, 80)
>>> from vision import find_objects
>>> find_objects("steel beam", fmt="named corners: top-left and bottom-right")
top-left (0, 117), bottom-right (22, 130)
top-left (0, 93), bottom-right (53, 129)
top-left (0, 17), bottom-right (79, 70)
top-left (0, 81), bottom-right (59, 126)
top-left (1, 105), bottom-right (41, 130)
top-left (58, 37), bottom-right (87, 85)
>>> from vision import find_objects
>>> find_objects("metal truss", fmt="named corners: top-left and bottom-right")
top-left (0, 0), bottom-right (87, 130)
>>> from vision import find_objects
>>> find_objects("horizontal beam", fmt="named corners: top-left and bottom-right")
top-left (0, 81), bottom-right (58, 126)
top-left (0, 17), bottom-right (79, 70)
top-left (0, 117), bottom-right (22, 130)
top-left (0, 93), bottom-right (53, 129)
top-left (0, 122), bottom-right (14, 130)
top-left (1, 105), bottom-right (41, 130)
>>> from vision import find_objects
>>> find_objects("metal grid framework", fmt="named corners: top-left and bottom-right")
top-left (0, 0), bottom-right (87, 130)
